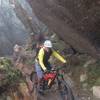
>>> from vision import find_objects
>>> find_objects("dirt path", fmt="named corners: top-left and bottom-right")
top-left (38, 90), bottom-right (62, 100)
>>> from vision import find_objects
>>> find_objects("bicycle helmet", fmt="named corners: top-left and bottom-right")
top-left (44, 40), bottom-right (52, 48)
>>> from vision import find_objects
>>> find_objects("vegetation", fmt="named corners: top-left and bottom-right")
top-left (0, 57), bottom-right (22, 87)
top-left (87, 61), bottom-right (100, 87)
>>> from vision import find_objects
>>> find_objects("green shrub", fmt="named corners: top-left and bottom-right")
top-left (87, 61), bottom-right (100, 87)
top-left (0, 57), bottom-right (22, 86)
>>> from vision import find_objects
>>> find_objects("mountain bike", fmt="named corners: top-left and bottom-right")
top-left (30, 66), bottom-right (75, 100)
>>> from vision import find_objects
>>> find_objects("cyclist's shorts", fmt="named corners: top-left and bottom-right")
top-left (35, 62), bottom-right (43, 79)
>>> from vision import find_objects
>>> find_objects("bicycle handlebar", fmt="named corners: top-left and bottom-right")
top-left (45, 66), bottom-right (64, 73)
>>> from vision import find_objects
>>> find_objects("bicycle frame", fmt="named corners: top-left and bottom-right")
top-left (43, 66), bottom-right (65, 88)
top-left (31, 66), bottom-right (75, 100)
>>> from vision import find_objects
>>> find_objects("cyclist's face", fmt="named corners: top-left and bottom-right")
top-left (45, 47), bottom-right (51, 52)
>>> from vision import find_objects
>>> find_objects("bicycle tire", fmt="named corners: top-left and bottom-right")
top-left (30, 71), bottom-right (37, 82)
top-left (58, 80), bottom-right (75, 100)
top-left (30, 71), bottom-right (38, 100)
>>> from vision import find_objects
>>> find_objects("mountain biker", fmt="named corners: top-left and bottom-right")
top-left (35, 40), bottom-right (66, 94)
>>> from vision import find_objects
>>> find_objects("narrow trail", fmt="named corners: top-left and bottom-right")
top-left (38, 91), bottom-right (62, 100)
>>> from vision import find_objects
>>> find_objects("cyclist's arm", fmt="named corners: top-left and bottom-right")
top-left (52, 50), bottom-right (66, 63)
top-left (38, 48), bottom-right (47, 71)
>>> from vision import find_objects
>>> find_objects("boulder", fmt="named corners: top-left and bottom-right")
top-left (80, 74), bottom-right (87, 82)
top-left (27, 0), bottom-right (100, 58)
top-left (93, 86), bottom-right (100, 99)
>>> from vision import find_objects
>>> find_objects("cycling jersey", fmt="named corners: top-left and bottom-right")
top-left (37, 47), bottom-right (66, 71)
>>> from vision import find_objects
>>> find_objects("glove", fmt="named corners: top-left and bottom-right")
top-left (44, 69), bottom-right (49, 74)
top-left (44, 69), bottom-right (47, 73)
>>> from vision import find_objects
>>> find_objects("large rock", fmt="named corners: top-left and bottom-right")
top-left (80, 73), bottom-right (87, 82)
top-left (27, 0), bottom-right (100, 58)
top-left (93, 86), bottom-right (100, 99)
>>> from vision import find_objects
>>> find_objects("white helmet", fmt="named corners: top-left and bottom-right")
top-left (44, 40), bottom-right (52, 48)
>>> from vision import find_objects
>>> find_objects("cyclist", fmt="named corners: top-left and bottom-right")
top-left (35, 40), bottom-right (66, 94)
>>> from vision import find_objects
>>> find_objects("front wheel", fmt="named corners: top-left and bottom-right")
top-left (58, 80), bottom-right (75, 100)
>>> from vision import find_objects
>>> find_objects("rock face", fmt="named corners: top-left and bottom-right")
top-left (0, 0), bottom-right (28, 56)
top-left (28, 0), bottom-right (100, 57)
top-left (1, 0), bottom-right (100, 57)
top-left (15, 0), bottom-right (46, 33)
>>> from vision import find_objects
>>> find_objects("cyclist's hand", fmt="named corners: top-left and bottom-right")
top-left (44, 69), bottom-right (49, 74)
